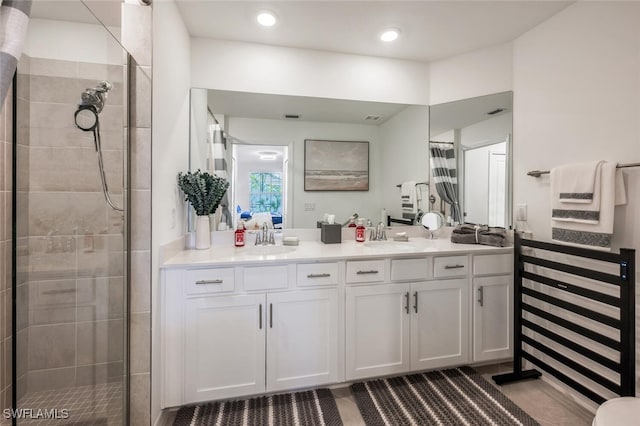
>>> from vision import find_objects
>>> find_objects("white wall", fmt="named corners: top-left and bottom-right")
top-left (379, 105), bottom-right (430, 220)
top-left (512, 0), bottom-right (640, 400)
top-left (189, 88), bottom-right (209, 172)
top-left (191, 38), bottom-right (430, 105)
top-left (227, 117), bottom-right (382, 228)
top-left (151, 1), bottom-right (191, 423)
top-left (25, 18), bottom-right (123, 65)
top-left (428, 42), bottom-right (513, 105)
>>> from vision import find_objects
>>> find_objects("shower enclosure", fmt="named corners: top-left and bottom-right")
top-left (11, 2), bottom-right (130, 424)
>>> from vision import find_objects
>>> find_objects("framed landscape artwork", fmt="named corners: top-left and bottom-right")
top-left (304, 139), bottom-right (369, 191)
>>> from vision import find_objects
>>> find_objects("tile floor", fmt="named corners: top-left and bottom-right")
top-left (159, 363), bottom-right (596, 426)
top-left (12, 382), bottom-right (123, 425)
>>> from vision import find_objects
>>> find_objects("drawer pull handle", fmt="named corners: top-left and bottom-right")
top-left (259, 304), bottom-right (263, 329)
top-left (444, 265), bottom-right (465, 270)
top-left (413, 292), bottom-right (418, 313)
top-left (195, 279), bottom-right (223, 285)
top-left (405, 292), bottom-right (410, 314)
top-left (307, 273), bottom-right (331, 278)
top-left (357, 270), bottom-right (379, 275)
top-left (270, 303), bottom-right (273, 328)
top-left (478, 286), bottom-right (484, 307)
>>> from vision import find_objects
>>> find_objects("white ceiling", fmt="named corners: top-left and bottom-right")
top-left (207, 89), bottom-right (416, 125)
top-left (176, 0), bottom-right (572, 62)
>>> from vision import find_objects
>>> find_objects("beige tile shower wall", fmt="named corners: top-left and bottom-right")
top-left (19, 55), bottom-right (127, 395)
top-left (124, 2), bottom-right (153, 424)
top-left (0, 68), bottom-right (14, 414)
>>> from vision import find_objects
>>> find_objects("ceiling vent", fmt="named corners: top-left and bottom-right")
top-left (364, 115), bottom-right (382, 121)
top-left (487, 108), bottom-right (505, 115)
top-left (284, 114), bottom-right (300, 119)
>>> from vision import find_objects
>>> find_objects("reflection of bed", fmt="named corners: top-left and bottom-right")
top-left (240, 211), bottom-right (283, 228)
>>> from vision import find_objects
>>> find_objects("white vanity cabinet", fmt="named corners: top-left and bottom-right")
top-left (411, 278), bottom-right (469, 370)
top-left (346, 283), bottom-right (411, 380)
top-left (345, 256), bottom-right (471, 380)
top-left (184, 294), bottom-right (266, 402)
top-left (266, 289), bottom-right (339, 392)
top-left (472, 254), bottom-right (513, 362)
top-left (161, 244), bottom-right (513, 408)
top-left (161, 263), bottom-right (340, 407)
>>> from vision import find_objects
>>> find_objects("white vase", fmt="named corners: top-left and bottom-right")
top-left (195, 215), bottom-right (211, 250)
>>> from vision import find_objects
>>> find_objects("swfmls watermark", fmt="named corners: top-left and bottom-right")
top-left (3, 408), bottom-right (70, 420)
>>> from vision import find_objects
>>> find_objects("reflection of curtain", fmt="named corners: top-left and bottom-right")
top-left (209, 117), bottom-right (232, 228)
top-left (429, 142), bottom-right (461, 223)
top-left (0, 0), bottom-right (32, 107)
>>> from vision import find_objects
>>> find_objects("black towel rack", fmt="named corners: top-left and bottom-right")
top-left (493, 233), bottom-right (635, 404)
top-left (527, 162), bottom-right (640, 177)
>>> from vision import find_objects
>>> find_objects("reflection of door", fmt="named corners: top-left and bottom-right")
top-left (231, 144), bottom-right (290, 228)
top-left (488, 152), bottom-right (506, 227)
top-left (463, 140), bottom-right (507, 227)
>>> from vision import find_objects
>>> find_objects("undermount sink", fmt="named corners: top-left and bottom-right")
top-left (242, 245), bottom-right (298, 255)
top-left (362, 241), bottom-right (417, 251)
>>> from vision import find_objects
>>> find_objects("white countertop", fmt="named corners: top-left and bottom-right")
top-left (162, 237), bottom-right (512, 269)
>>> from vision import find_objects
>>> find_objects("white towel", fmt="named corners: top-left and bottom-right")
top-left (554, 161), bottom-right (605, 203)
top-left (401, 181), bottom-right (417, 215)
top-left (551, 164), bottom-right (603, 224)
top-left (551, 162), bottom-right (627, 251)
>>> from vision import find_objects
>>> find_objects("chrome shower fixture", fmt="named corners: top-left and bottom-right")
top-left (79, 80), bottom-right (112, 114)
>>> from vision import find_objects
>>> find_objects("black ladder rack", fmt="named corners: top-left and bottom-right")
top-left (493, 233), bottom-right (635, 404)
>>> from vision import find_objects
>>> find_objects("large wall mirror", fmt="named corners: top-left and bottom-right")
top-left (190, 88), bottom-right (430, 230)
top-left (429, 92), bottom-right (513, 228)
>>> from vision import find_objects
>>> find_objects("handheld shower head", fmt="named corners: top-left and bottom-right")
top-left (77, 80), bottom-right (112, 114)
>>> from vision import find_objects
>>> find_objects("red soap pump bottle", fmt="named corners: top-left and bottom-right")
top-left (235, 221), bottom-right (246, 247)
top-left (355, 218), bottom-right (366, 242)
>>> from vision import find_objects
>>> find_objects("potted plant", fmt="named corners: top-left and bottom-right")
top-left (177, 170), bottom-right (230, 249)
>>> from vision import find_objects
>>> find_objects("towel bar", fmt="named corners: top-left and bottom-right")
top-left (527, 162), bottom-right (640, 177)
top-left (395, 181), bottom-right (428, 188)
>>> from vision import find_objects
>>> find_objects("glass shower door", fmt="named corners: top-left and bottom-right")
top-left (13, 2), bottom-right (129, 424)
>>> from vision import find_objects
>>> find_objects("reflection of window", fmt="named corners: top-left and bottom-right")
top-left (250, 172), bottom-right (282, 213)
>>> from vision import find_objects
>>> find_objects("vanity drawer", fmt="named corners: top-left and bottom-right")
top-left (390, 258), bottom-right (429, 281)
top-left (185, 268), bottom-right (235, 295)
top-left (433, 256), bottom-right (469, 278)
top-left (243, 264), bottom-right (289, 291)
top-left (297, 262), bottom-right (339, 287)
top-left (473, 253), bottom-right (512, 276)
top-left (346, 260), bottom-right (385, 284)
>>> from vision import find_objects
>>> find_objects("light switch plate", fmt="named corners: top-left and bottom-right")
top-left (516, 204), bottom-right (527, 221)
top-left (304, 203), bottom-right (316, 211)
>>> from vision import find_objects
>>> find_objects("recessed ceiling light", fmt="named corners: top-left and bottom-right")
top-left (258, 151), bottom-right (279, 161)
top-left (257, 11), bottom-right (277, 27)
top-left (380, 29), bottom-right (400, 42)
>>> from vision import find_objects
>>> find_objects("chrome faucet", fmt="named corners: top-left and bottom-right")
top-left (255, 222), bottom-right (276, 246)
top-left (368, 221), bottom-right (387, 241)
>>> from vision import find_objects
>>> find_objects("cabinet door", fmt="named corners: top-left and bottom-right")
top-left (266, 289), bottom-right (339, 391)
top-left (185, 294), bottom-right (266, 403)
top-left (346, 284), bottom-right (411, 380)
top-left (411, 279), bottom-right (470, 370)
top-left (473, 275), bottom-right (513, 362)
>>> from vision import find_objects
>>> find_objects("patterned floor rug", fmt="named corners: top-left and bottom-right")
top-left (351, 366), bottom-right (540, 425)
top-left (172, 388), bottom-right (343, 425)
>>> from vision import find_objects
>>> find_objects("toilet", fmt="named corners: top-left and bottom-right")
top-left (592, 397), bottom-right (640, 425)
